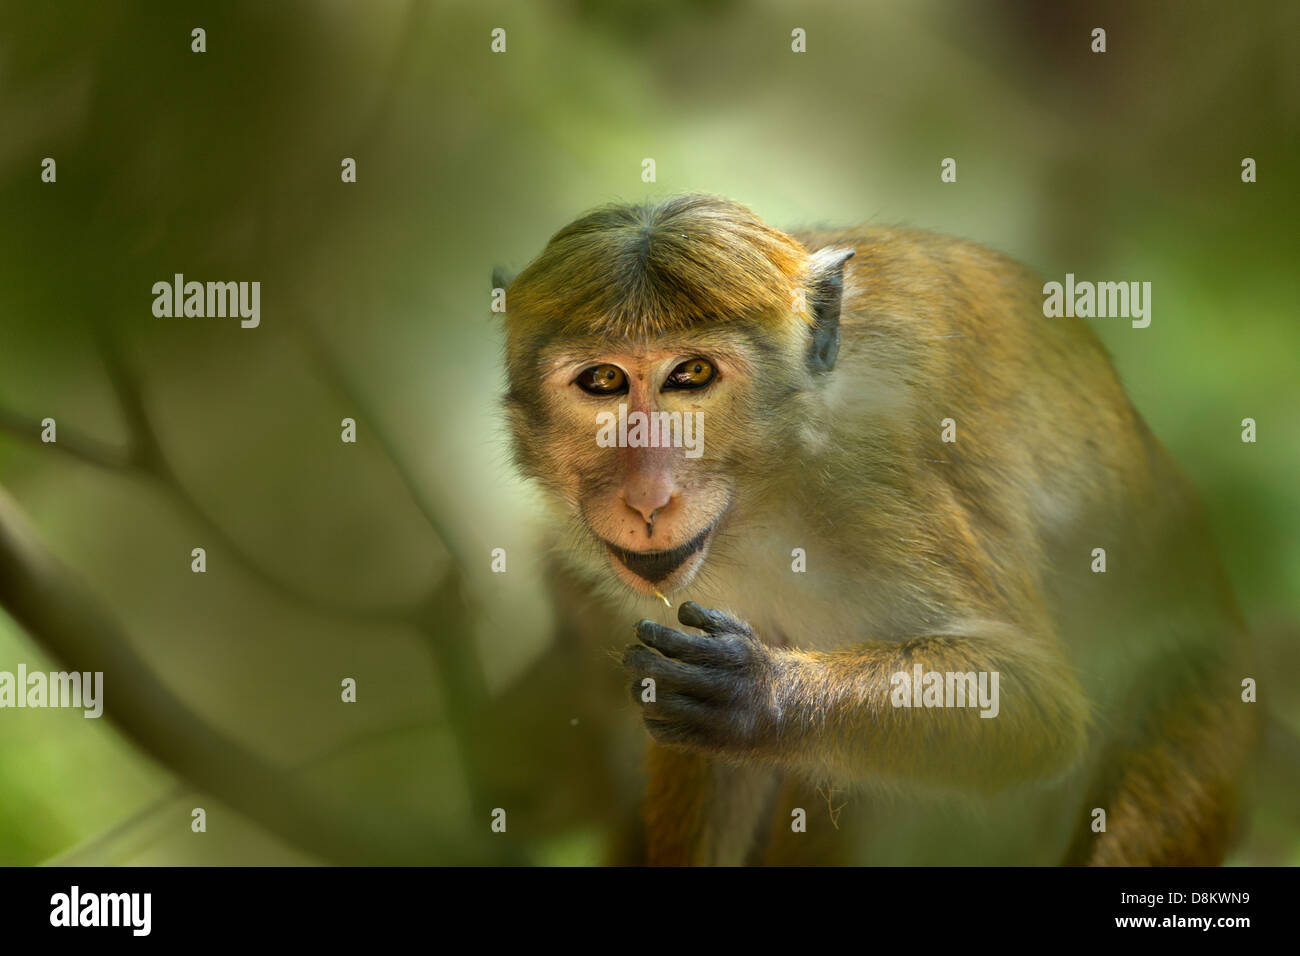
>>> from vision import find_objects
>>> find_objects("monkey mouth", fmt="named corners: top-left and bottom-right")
top-left (602, 522), bottom-right (716, 585)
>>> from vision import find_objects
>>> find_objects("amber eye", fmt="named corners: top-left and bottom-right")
top-left (664, 357), bottom-right (715, 390)
top-left (575, 363), bottom-right (628, 395)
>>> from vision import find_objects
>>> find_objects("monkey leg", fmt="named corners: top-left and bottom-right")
top-left (643, 744), bottom-right (780, 866)
top-left (1064, 683), bottom-right (1258, 866)
top-left (757, 775), bottom-right (860, 866)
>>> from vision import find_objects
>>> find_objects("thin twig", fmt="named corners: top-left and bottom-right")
top-left (0, 408), bottom-right (134, 471)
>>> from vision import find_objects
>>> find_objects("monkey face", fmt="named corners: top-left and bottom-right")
top-left (499, 196), bottom-right (847, 598)
top-left (508, 327), bottom-right (802, 597)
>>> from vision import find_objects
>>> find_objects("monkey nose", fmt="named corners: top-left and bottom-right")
top-left (621, 485), bottom-right (673, 531)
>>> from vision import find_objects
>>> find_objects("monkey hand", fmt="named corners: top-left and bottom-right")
top-left (623, 602), bottom-right (786, 756)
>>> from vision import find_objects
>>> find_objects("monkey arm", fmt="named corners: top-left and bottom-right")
top-left (624, 603), bottom-right (1090, 793)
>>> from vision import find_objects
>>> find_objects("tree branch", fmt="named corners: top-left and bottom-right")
top-left (0, 484), bottom-right (481, 864)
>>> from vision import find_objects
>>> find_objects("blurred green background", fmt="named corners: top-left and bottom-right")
top-left (0, 0), bottom-right (1296, 864)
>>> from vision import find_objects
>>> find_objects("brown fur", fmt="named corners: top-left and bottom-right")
top-left (507, 194), bottom-right (811, 339)
top-left (501, 195), bottom-right (1258, 866)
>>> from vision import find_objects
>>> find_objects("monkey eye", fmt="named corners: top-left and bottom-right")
top-left (664, 357), bottom-right (715, 390)
top-left (575, 363), bottom-right (628, 395)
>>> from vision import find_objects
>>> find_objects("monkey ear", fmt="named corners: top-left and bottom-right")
top-left (805, 247), bottom-right (855, 373)
top-left (492, 266), bottom-right (515, 290)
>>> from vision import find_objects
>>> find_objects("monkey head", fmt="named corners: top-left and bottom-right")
top-left (500, 195), bottom-right (852, 597)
